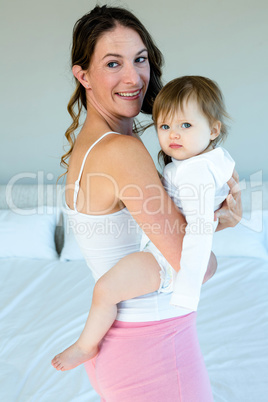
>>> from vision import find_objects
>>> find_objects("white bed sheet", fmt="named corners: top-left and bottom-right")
top-left (0, 258), bottom-right (98, 402)
top-left (1, 255), bottom-right (268, 402)
top-left (198, 256), bottom-right (268, 402)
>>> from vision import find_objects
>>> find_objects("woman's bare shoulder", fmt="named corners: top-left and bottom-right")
top-left (102, 134), bottom-right (153, 165)
top-left (99, 134), bottom-right (162, 192)
top-left (103, 132), bottom-right (144, 147)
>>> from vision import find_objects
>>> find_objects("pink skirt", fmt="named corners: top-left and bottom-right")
top-left (84, 312), bottom-right (213, 401)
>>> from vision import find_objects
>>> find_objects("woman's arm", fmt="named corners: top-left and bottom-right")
top-left (215, 170), bottom-right (242, 231)
top-left (106, 137), bottom-right (241, 271)
top-left (109, 135), bottom-right (185, 272)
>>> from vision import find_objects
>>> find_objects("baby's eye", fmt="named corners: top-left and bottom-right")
top-left (107, 61), bottom-right (119, 68)
top-left (181, 123), bottom-right (191, 128)
top-left (160, 124), bottom-right (170, 130)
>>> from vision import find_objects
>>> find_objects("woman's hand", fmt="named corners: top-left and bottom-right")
top-left (203, 252), bottom-right (217, 284)
top-left (215, 169), bottom-right (242, 231)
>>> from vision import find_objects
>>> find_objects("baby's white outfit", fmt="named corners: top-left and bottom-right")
top-left (140, 147), bottom-right (235, 311)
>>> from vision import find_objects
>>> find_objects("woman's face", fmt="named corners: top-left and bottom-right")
top-left (86, 25), bottom-right (150, 120)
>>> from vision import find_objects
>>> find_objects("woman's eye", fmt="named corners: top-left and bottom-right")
top-left (160, 124), bottom-right (170, 130)
top-left (135, 56), bottom-right (147, 63)
top-left (182, 123), bottom-right (191, 128)
top-left (107, 61), bottom-right (119, 68)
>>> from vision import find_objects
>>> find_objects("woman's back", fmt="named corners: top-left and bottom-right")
top-left (65, 131), bottom-right (142, 273)
top-left (64, 130), bottom-right (190, 321)
top-left (65, 128), bottom-right (126, 216)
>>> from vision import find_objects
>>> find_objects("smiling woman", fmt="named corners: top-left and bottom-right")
top-left (51, 5), bottom-right (241, 401)
top-left (59, 6), bottom-right (163, 178)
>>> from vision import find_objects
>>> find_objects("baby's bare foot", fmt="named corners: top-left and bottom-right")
top-left (51, 342), bottom-right (99, 371)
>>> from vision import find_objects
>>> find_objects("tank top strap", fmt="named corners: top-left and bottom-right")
top-left (73, 131), bottom-right (121, 211)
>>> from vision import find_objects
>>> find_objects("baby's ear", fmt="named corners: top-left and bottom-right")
top-left (210, 120), bottom-right (221, 140)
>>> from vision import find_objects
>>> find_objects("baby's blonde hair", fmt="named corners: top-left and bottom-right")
top-left (153, 76), bottom-right (230, 166)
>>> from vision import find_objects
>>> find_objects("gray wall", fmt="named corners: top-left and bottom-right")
top-left (1, 0), bottom-right (267, 185)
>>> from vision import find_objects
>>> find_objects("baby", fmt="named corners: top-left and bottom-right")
top-left (52, 75), bottom-right (235, 371)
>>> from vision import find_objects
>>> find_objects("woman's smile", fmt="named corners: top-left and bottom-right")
top-left (116, 88), bottom-right (143, 98)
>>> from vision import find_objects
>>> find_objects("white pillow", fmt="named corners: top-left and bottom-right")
top-left (0, 207), bottom-right (59, 259)
top-left (60, 211), bottom-right (84, 261)
top-left (212, 210), bottom-right (268, 259)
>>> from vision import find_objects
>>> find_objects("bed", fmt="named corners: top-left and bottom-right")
top-left (0, 182), bottom-right (267, 402)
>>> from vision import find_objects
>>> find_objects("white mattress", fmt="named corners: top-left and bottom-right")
top-left (198, 256), bottom-right (268, 402)
top-left (1, 255), bottom-right (268, 401)
top-left (0, 259), bottom-right (98, 402)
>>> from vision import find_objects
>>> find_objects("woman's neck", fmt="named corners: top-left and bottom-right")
top-left (85, 101), bottom-right (134, 137)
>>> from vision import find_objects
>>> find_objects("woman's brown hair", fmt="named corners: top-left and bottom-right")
top-left (153, 76), bottom-right (231, 167)
top-left (60, 5), bottom-right (163, 178)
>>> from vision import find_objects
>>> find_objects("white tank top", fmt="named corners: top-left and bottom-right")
top-left (65, 132), bottom-right (188, 322)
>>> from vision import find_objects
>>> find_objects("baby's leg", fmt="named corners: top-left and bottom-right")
top-left (51, 251), bottom-right (160, 371)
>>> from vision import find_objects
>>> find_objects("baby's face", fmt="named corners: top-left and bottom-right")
top-left (156, 98), bottom-right (220, 161)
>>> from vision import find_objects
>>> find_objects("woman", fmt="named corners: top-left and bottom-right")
top-left (53, 5), bottom-right (241, 401)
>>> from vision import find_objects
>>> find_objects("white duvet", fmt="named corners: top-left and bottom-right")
top-left (1, 255), bottom-right (268, 401)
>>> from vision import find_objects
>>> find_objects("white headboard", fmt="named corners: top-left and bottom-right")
top-left (0, 181), bottom-right (267, 253)
top-left (0, 181), bottom-right (267, 212)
